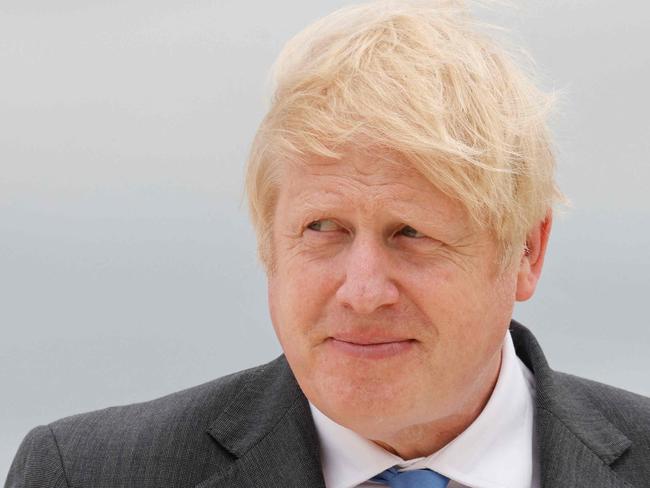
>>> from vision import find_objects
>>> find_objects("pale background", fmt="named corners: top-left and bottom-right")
top-left (1, 0), bottom-right (649, 480)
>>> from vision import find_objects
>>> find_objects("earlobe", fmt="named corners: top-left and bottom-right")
top-left (515, 212), bottom-right (552, 302)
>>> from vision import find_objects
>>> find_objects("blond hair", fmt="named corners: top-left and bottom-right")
top-left (246, 0), bottom-right (564, 269)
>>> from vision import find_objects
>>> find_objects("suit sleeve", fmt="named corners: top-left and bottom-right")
top-left (4, 426), bottom-right (70, 488)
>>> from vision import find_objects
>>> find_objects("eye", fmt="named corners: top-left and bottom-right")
top-left (306, 219), bottom-right (340, 232)
top-left (398, 225), bottom-right (426, 238)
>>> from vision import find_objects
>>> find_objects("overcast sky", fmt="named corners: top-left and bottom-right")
top-left (1, 0), bottom-right (649, 479)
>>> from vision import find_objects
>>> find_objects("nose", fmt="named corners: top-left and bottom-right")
top-left (335, 236), bottom-right (399, 314)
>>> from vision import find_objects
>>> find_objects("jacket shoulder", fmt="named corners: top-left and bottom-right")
top-left (4, 425), bottom-right (69, 488)
top-left (554, 371), bottom-right (650, 425)
top-left (51, 358), bottom-right (269, 436)
top-left (5, 358), bottom-right (282, 488)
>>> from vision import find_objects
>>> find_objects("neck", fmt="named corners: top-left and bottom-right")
top-left (370, 350), bottom-right (502, 459)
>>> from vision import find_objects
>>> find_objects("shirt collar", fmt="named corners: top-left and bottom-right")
top-left (309, 331), bottom-right (537, 488)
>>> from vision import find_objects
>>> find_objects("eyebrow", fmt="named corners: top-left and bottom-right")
top-left (284, 188), bottom-right (467, 235)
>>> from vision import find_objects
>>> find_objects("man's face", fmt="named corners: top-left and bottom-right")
top-left (267, 152), bottom-right (528, 441)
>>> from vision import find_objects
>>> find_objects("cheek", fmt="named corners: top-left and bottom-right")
top-left (268, 262), bottom-right (339, 348)
top-left (450, 271), bottom-right (518, 364)
top-left (404, 261), bottom-right (515, 353)
top-left (400, 261), bottom-right (459, 318)
top-left (267, 277), bottom-right (284, 339)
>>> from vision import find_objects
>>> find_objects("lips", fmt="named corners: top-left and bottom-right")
top-left (326, 335), bottom-right (416, 359)
top-left (330, 333), bottom-right (413, 345)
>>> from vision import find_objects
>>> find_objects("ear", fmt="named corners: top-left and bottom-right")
top-left (515, 211), bottom-right (552, 302)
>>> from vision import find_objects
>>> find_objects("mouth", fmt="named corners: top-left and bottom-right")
top-left (326, 337), bottom-right (416, 359)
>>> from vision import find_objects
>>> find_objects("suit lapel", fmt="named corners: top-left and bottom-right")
top-left (535, 408), bottom-right (631, 488)
top-left (510, 321), bottom-right (633, 488)
top-left (197, 356), bottom-right (326, 488)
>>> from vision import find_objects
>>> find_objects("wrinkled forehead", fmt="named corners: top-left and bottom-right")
top-left (276, 148), bottom-right (473, 227)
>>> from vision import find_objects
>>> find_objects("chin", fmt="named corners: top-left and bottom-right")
top-left (310, 372), bottom-right (427, 426)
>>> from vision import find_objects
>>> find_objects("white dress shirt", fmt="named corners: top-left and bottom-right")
top-left (309, 331), bottom-right (540, 488)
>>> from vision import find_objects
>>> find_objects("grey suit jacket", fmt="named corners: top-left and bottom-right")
top-left (5, 321), bottom-right (650, 488)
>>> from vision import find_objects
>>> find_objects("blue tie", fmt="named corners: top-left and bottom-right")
top-left (371, 466), bottom-right (450, 488)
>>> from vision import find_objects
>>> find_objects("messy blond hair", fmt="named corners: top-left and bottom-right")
top-left (246, 0), bottom-right (564, 269)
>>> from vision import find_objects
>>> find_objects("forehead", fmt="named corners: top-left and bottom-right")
top-left (277, 151), bottom-right (468, 225)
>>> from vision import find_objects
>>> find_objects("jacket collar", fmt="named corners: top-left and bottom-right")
top-left (201, 322), bottom-right (633, 488)
top-left (510, 321), bottom-right (633, 488)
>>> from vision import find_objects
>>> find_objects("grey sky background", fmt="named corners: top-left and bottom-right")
top-left (1, 0), bottom-right (649, 479)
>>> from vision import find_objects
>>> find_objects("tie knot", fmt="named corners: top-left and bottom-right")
top-left (371, 467), bottom-right (450, 488)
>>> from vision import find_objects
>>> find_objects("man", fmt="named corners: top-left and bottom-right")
top-left (6, 2), bottom-right (650, 487)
